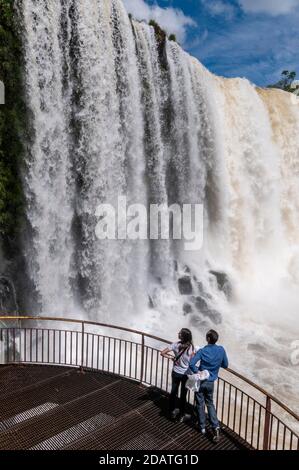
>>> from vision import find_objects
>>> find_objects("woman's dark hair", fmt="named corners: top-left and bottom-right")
top-left (206, 329), bottom-right (219, 345)
top-left (179, 328), bottom-right (193, 349)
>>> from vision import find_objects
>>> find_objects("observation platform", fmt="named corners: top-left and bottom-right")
top-left (0, 364), bottom-right (251, 450)
top-left (0, 316), bottom-right (298, 451)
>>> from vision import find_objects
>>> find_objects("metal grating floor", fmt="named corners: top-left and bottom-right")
top-left (0, 365), bottom-right (252, 450)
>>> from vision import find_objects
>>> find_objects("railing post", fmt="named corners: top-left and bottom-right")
top-left (6, 328), bottom-right (9, 364)
top-left (140, 333), bottom-right (145, 385)
top-left (80, 322), bottom-right (85, 373)
top-left (263, 395), bottom-right (271, 450)
top-left (0, 315), bottom-right (298, 451)
top-left (13, 328), bottom-right (15, 363)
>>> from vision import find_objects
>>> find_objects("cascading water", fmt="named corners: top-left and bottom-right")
top-left (68, 0), bottom-right (149, 320)
top-left (19, 0), bottom-right (299, 411)
top-left (22, 0), bottom-right (75, 315)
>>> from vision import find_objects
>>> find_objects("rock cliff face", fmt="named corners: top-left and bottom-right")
top-left (0, 0), bottom-right (28, 315)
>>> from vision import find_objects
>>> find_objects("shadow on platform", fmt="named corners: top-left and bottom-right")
top-left (0, 365), bottom-right (251, 450)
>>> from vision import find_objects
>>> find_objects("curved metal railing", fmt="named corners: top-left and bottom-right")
top-left (0, 315), bottom-right (298, 450)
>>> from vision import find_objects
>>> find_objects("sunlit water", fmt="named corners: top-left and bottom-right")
top-left (20, 0), bottom-right (299, 413)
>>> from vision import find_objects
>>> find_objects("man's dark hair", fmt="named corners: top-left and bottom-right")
top-left (206, 329), bottom-right (219, 345)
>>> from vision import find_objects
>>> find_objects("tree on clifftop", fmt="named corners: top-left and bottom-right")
top-left (268, 70), bottom-right (298, 93)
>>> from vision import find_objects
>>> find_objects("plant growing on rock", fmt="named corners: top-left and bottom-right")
top-left (0, 0), bottom-right (26, 249)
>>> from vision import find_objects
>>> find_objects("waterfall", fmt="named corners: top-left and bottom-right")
top-left (22, 0), bottom-right (75, 315)
top-left (19, 0), bottom-right (299, 411)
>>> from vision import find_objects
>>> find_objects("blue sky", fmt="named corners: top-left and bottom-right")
top-left (123, 0), bottom-right (299, 86)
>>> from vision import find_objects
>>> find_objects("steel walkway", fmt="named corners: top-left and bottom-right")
top-left (0, 364), bottom-right (251, 450)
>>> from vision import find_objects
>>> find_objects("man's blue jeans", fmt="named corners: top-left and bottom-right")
top-left (195, 380), bottom-right (219, 430)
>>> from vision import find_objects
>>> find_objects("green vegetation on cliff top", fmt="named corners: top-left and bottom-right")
top-left (0, 0), bottom-right (25, 246)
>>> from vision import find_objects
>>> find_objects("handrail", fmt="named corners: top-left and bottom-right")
top-left (0, 314), bottom-right (298, 450)
top-left (225, 367), bottom-right (299, 422)
top-left (0, 316), bottom-right (171, 344)
top-left (1, 315), bottom-right (297, 421)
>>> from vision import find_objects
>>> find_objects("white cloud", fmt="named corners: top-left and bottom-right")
top-left (123, 0), bottom-right (196, 44)
top-left (238, 0), bottom-right (299, 16)
top-left (201, 0), bottom-right (236, 19)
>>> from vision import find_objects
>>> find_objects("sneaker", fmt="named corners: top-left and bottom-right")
top-left (200, 428), bottom-right (206, 436)
top-left (170, 409), bottom-right (180, 420)
top-left (178, 413), bottom-right (191, 423)
top-left (212, 427), bottom-right (220, 443)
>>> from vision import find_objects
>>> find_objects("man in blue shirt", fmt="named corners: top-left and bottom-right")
top-left (189, 329), bottom-right (228, 443)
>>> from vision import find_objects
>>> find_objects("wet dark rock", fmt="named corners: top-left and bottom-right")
top-left (210, 270), bottom-right (232, 299)
top-left (202, 309), bottom-right (222, 325)
top-left (196, 282), bottom-right (212, 300)
top-left (148, 295), bottom-right (155, 309)
top-left (190, 316), bottom-right (210, 329)
top-left (275, 355), bottom-right (290, 367)
top-left (178, 275), bottom-right (192, 295)
top-left (183, 303), bottom-right (192, 315)
top-left (149, 20), bottom-right (168, 69)
top-left (191, 293), bottom-right (222, 325)
top-left (194, 296), bottom-right (209, 311)
top-left (0, 277), bottom-right (18, 314)
top-left (197, 280), bottom-right (203, 292)
top-left (248, 343), bottom-right (267, 353)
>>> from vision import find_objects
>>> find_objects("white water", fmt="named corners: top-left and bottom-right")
top-left (20, 0), bottom-right (299, 412)
top-left (22, 0), bottom-right (75, 314)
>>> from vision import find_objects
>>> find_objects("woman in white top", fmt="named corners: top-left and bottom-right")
top-left (160, 328), bottom-right (196, 421)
